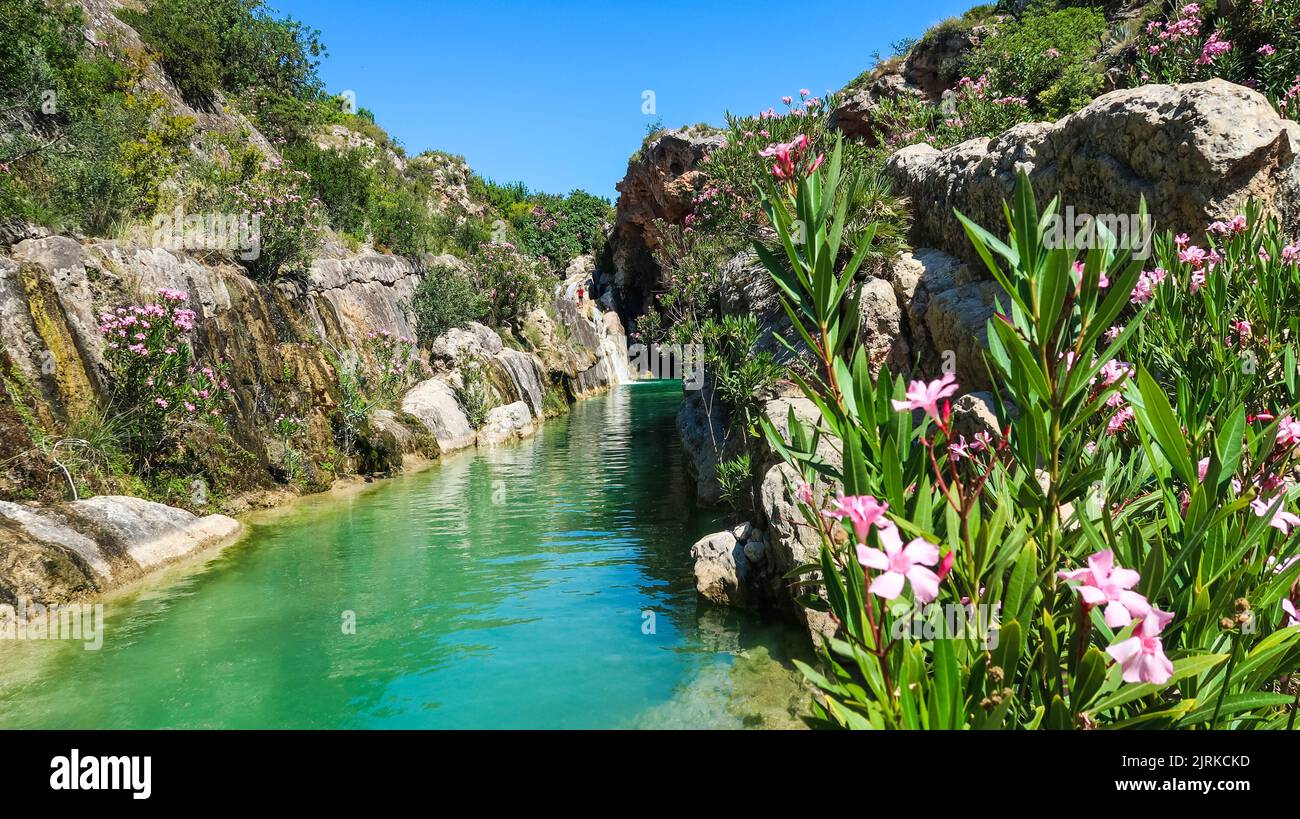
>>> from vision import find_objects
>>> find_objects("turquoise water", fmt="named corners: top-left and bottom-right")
top-left (0, 383), bottom-right (809, 729)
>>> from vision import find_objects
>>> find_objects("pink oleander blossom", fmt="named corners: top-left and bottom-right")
top-left (1058, 549), bottom-right (1152, 628)
top-left (1283, 599), bottom-right (1299, 628)
top-left (1107, 609), bottom-right (1176, 684)
top-left (891, 372), bottom-right (958, 421)
top-left (822, 494), bottom-right (888, 542)
top-left (856, 521), bottom-right (942, 603)
top-left (1250, 496), bottom-right (1300, 534)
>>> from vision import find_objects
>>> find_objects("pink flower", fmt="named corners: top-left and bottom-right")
top-left (822, 494), bottom-right (888, 542)
top-left (1250, 497), bottom-right (1300, 534)
top-left (1044, 47), bottom-right (1061, 58)
top-left (1058, 550), bottom-right (1152, 628)
top-left (937, 551), bottom-right (955, 581)
top-left (856, 521), bottom-right (942, 603)
top-left (1282, 599), bottom-right (1299, 627)
top-left (1196, 31), bottom-right (1231, 65)
top-left (795, 481), bottom-right (814, 506)
top-left (1197, 457), bottom-right (1210, 483)
top-left (891, 372), bottom-right (958, 421)
top-left (948, 435), bottom-right (972, 462)
top-left (1277, 416), bottom-right (1300, 448)
top-left (1100, 359), bottom-right (1134, 387)
top-left (1108, 406), bottom-right (1135, 435)
top-left (781, 95), bottom-right (792, 105)
top-left (1107, 609), bottom-right (1176, 684)
top-left (1258, 44), bottom-right (1276, 57)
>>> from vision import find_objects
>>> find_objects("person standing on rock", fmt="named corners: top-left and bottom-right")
top-left (576, 285), bottom-right (584, 305)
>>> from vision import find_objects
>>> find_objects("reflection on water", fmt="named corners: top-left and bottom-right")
top-left (0, 383), bottom-right (809, 729)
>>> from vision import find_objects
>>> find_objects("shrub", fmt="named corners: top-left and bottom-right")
top-left (1129, 0), bottom-right (1300, 117)
top-left (98, 289), bottom-right (232, 469)
top-left (283, 142), bottom-right (374, 237)
top-left (466, 242), bottom-right (551, 329)
top-left (365, 329), bottom-right (424, 406)
top-left (222, 160), bottom-right (323, 280)
top-left (717, 452), bottom-right (754, 513)
top-left (754, 137), bottom-right (1300, 729)
top-left (119, 0), bottom-right (325, 106)
top-left (961, 2), bottom-right (1107, 119)
top-left (408, 262), bottom-right (488, 345)
top-left (517, 190), bottom-right (613, 271)
top-left (455, 358), bottom-right (491, 429)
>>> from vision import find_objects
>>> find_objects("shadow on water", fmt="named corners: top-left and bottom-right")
top-left (0, 382), bottom-right (811, 729)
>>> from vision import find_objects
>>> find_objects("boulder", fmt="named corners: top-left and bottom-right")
top-left (830, 74), bottom-right (926, 144)
top-left (64, 495), bottom-right (241, 573)
top-left (477, 401), bottom-right (535, 447)
top-left (690, 530), bottom-right (751, 608)
top-left (401, 378), bottom-right (476, 452)
top-left (759, 463), bottom-right (838, 643)
top-left (888, 80), bottom-right (1300, 264)
top-left (857, 276), bottom-right (908, 374)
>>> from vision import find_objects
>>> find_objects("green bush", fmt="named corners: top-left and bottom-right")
top-left (1129, 0), bottom-right (1300, 117)
top-left (283, 142), bottom-right (374, 237)
top-left (408, 262), bottom-right (488, 345)
top-left (466, 242), bottom-right (552, 329)
top-left (222, 160), bottom-right (323, 280)
top-left (119, 0), bottom-right (324, 106)
top-left (962, 2), bottom-right (1107, 118)
top-left (517, 190), bottom-right (613, 271)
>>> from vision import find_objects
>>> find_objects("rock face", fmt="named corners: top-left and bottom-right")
top-left (830, 74), bottom-right (927, 144)
top-left (903, 22), bottom-right (992, 100)
top-left (609, 127), bottom-right (725, 318)
top-left (888, 80), bottom-right (1300, 263)
top-left (477, 401), bottom-right (534, 447)
top-left (0, 496), bottom-right (241, 604)
top-left (676, 385), bottom-right (743, 506)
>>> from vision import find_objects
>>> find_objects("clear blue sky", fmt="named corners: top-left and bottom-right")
top-left (272, 0), bottom-right (973, 200)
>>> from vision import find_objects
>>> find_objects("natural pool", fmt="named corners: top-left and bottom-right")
top-left (0, 382), bottom-right (809, 729)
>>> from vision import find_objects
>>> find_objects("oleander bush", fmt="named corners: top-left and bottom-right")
top-left (98, 288), bottom-right (233, 470)
top-left (1129, 0), bottom-right (1300, 115)
top-left (756, 135), bottom-right (1300, 729)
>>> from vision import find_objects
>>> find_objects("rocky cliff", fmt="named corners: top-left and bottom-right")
top-left (0, 236), bottom-right (629, 607)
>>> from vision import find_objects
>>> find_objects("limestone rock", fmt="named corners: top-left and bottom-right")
top-left (65, 495), bottom-right (241, 572)
top-left (477, 401), bottom-right (535, 447)
top-left (888, 80), bottom-right (1300, 263)
top-left (676, 385), bottom-right (743, 505)
top-left (610, 126), bottom-right (725, 316)
top-left (402, 378), bottom-right (476, 452)
top-left (857, 276), bottom-right (907, 374)
top-left (690, 530), bottom-right (751, 608)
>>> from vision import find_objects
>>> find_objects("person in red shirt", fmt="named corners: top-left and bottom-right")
top-left (576, 285), bottom-right (584, 305)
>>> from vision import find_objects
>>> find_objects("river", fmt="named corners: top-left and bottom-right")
top-left (0, 382), bottom-right (809, 729)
